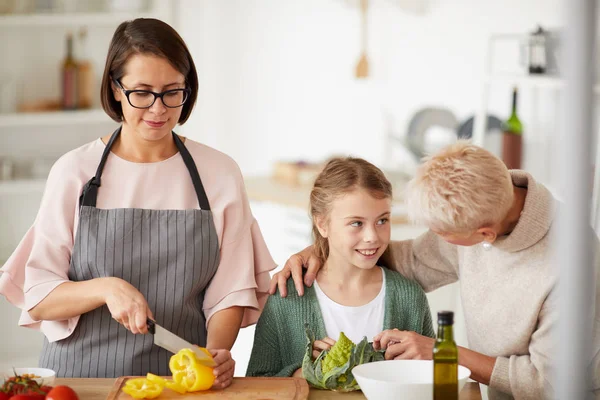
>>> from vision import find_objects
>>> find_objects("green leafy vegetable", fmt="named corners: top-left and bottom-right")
top-left (302, 323), bottom-right (385, 391)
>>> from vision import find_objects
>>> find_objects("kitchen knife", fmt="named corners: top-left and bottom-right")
top-left (147, 319), bottom-right (217, 368)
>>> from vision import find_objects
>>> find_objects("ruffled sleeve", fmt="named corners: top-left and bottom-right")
top-left (203, 220), bottom-right (275, 327)
top-left (0, 153), bottom-right (82, 342)
top-left (202, 160), bottom-right (276, 328)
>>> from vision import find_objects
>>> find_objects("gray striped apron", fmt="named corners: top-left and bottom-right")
top-left (39, 127), bottom-right (220, 377)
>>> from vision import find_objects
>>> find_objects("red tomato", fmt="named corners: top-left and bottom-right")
top-left (45, 386), bottom-right (79, 400)
top-left (0, 393), bottom-right (9, 400)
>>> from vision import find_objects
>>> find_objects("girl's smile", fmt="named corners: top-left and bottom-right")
top-left (317, 188), bottom-right (391, 273)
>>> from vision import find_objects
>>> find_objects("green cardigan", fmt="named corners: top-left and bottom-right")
top-left (246, 267), bottom-right (435, 377)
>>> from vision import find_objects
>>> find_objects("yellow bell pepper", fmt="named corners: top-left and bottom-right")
top-left (144, 374), bottom-right (165, 387)
top-left (169, 348), bottom-right (215, 392)
top-left (146, 373), bottom-right (187, 394)
top-left (122, 377), bottom-right (163, 399)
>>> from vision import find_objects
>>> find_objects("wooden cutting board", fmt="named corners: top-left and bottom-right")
top-left (107, 376), bottom-right (309, 400)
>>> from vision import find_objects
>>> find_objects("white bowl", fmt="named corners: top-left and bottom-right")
top-left (352, 360), bottom-right (471, 400)
top-left (1, 367), bottom-right (56, 386)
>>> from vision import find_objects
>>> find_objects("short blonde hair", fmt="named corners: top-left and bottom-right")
top-left (406, 140), bottom-right (514, 233)
top-left (310, 157), bottom-right (392, 264)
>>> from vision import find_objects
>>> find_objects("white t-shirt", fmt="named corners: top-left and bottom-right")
top-left (313, 267), bottom-right (386, 344)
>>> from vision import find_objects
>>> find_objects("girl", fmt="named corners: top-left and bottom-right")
top-left (246, 157), bottom-right (434, 377)
top-left (0, 18), bottom-right (276, 387)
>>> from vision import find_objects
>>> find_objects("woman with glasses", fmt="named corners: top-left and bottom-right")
top-left (0, 18), bottom-right (275, 386)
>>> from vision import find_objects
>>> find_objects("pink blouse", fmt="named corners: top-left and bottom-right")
top-left (0, 138), bottom-right (276, 342)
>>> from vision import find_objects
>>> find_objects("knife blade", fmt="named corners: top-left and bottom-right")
top-left (147, 319), bottom-right (217, 367)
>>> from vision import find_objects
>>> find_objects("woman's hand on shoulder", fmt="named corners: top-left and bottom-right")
top-left (208, 349), bottom-right (235, 389)
top-left (373, 329), bottom-right (435, 360)
top-left (103, 277), bottom-right (153, 334)
top-left (268, 245), bottom-right (321, 297)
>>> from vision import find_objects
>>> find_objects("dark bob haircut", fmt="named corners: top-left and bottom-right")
top-left (100, 18), bottom-right (198, 124)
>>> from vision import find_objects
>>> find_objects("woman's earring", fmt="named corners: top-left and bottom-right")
top-left (482, 241), bottom-right (492, 251)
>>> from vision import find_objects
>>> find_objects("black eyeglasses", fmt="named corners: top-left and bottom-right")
top-left (113, 79), bottom-right (191, 109)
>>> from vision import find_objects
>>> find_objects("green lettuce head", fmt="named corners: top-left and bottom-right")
top-left (302, 323), bottom-right (385, 391)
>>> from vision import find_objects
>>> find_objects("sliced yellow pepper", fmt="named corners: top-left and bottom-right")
top-left (165, 379), bottom-right (188, 394)
top-left (146, 373), bottom-right (187, 394)
top-left (169, 348), bottom-right (215, 392)
top-left (145, 373), bottom-right (166, 387)
top-left (122, 377), bottom-right (163, 399)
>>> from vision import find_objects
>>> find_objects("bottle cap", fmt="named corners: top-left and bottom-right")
top-left (437, 311), bottom-right (454, 325)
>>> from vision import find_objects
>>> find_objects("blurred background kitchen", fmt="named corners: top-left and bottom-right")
top-left (0, 0), bottom-right (598, 395)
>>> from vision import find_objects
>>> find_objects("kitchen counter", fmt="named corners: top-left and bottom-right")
top-left (244, 176), bottom-right (410, 225)
top-left (54, 378), bottom-right (482, 399)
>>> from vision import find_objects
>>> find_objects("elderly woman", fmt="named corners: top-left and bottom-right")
top-left (270, 141), bottom-right (600, 399)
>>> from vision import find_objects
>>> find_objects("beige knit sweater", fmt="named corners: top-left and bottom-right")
top-left (387, 170), bottom-right (600, 400)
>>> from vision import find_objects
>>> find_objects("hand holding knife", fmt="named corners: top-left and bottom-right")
top-left (146, 318), bottom-right (217, 368)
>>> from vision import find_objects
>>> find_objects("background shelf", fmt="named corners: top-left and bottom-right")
top-left (0, 109), bottom-right (114, 128)
top-left (0, 12), bottom-right (153, 27)
top-left (486, 73), bottom-right (600, 93)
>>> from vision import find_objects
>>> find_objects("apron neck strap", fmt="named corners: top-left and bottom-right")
top-left (80, 127), bottom-right (211, 210)
top-left (173, 133), bottom-right (210, 210)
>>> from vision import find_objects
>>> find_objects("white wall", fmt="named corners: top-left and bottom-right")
top-left (177, 0), bottom-right (564, 177)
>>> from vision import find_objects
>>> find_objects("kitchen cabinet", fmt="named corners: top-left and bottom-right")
top-left (249, 200), bottom-right (312, 271)
top-left (0, 296), bottom-right (44, 370)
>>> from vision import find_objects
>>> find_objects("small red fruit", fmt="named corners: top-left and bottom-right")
top-left (45, 386), bottom-right (79, 400)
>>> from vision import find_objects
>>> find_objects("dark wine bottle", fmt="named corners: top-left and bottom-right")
top-left (62, 32), bottom-right (78, 110)
top-left (501, 87), bottom-right (523, 169)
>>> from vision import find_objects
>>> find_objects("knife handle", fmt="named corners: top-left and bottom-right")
top-left (146, 318), bottom-right (156, 334)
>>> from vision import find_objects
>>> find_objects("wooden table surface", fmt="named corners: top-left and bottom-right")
top-left (54, 378), bottom-right (482, 399)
